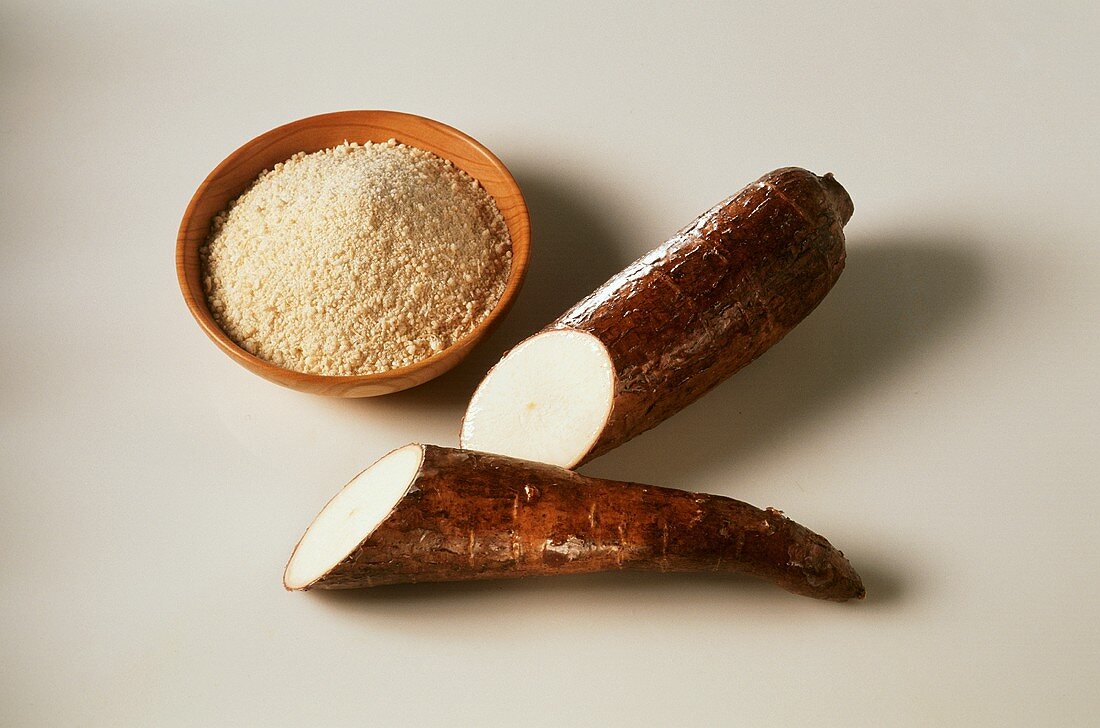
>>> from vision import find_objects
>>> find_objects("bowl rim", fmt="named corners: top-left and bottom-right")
top-left (175, 109), bottom-right (531, 390)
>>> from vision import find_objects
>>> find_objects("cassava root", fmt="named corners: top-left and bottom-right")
top-left (284, 444), bottom-right (864, 602)
top-left (461, 167), bottom-right (852, 468)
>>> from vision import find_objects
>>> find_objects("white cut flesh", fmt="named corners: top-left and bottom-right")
top-left (460, 330), bottom-right (615, 468)
top-left (283, 444), bottom-right (424, 590)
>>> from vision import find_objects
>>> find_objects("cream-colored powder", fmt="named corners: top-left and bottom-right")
top-left (201, 140), bottom-right (512, 376)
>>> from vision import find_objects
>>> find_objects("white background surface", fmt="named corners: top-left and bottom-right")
top-left (2, 2), bottom-right (1099, 726)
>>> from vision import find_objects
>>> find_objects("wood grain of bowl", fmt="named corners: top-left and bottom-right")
top-left (176, 111), bottom-right (531, 397)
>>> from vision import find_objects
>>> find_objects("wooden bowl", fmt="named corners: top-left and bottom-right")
top-left (176, 111), bottom-right (530, 397)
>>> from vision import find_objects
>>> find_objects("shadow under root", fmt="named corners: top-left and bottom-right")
top-left (587, 238), bottom-right (987, 487)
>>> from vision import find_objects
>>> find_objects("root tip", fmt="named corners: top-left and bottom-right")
top-left (819, 171), bottom-right (854, 225)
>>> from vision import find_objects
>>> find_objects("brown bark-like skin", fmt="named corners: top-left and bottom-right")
top-left (551, 167), bottom-right (851, 464)
top-left (297, 445), bottom-right (864, 602)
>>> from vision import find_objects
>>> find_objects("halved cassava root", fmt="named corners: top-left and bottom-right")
top-left (284, 444), bottom-right (864, 601)
top-left (461, 167), bottom-right (852, 468)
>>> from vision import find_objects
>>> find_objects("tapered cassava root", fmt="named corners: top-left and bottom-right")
top-left (284, 444), bottom-right (864, 601)
top-left (461, 167), bottom-right (853, 468)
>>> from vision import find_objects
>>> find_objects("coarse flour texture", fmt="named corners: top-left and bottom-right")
top-left (201, 141), bottom-right (512, 375)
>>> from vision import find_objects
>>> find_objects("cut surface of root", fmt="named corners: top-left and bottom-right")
top-left (460, 330), bottom-right (614, 468)
top-left (283, 444), bottom-right (424, 590)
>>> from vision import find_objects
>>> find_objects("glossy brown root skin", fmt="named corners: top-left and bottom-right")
top-left (299, 446), bottom-right (864, 602)
top-left (549, 167), bottom-right (851, 464)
